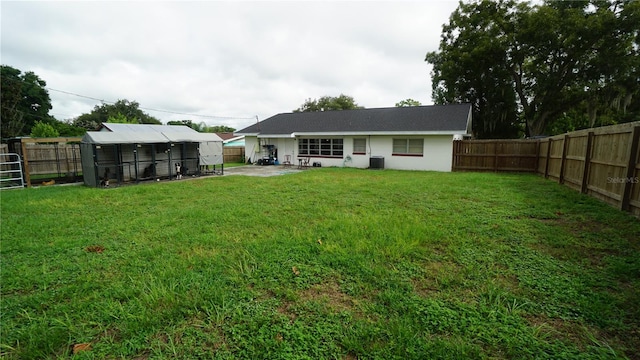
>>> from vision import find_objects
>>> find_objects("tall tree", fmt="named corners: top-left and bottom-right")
top-left (1, 65), bottom-right (54, 138)
top-left (72, 99), bottom-right (161, 131)
top-left (294, 94), bottom-right (363, 112)
top-left (512, 0), bottom-right (639, 135)
top-left (426, 0), bottom-right (639, 137)
top-left (426, 0), bottom-right (521, 138)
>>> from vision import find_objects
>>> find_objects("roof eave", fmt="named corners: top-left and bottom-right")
top-left (247, 130), bottom-right (469, 137)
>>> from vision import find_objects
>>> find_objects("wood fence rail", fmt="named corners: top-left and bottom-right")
top-left (452, 121), bottom-right (640, 218)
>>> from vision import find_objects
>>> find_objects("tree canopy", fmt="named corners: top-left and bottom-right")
top-left (426, 0), bottom-right (639, 138)
top-left (395, 99), bottom-right (423, 107)
top-left (293, 94), bottom-right (363, 112)
top-left (30, 121), bottom-right (59, 138)
top-left (166, 120), bottom-right (235, 133)
top-left (72, 99), bottom-right (162, 131)
top-left (1, 65), bottom-right (55, 138)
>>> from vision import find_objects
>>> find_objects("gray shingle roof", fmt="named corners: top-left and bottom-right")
top-left (236, 104), bottom-right (471, 135)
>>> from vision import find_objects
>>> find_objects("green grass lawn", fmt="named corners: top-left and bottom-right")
top-left (1, 168), bottom-right (639, 359)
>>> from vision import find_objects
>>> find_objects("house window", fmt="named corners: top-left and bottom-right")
top-left (392, 138), bottom-right (424, 156)
top-left (299, 138), bottom-right (343, 157)
top-left (353, 138), bottom-right (366, 154)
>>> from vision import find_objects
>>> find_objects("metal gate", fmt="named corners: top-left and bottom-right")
top-left (0, 153), bottom-right (25, 190)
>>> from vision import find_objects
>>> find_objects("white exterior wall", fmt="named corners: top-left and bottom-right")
top-left (244, 137), bottom-right (297, 164)
top-left (346, 135), bottom-right (453, 171)
top-left (244, 136), bottom-right (260, 163)
top-left (243, 135), bottom-right (455, 171)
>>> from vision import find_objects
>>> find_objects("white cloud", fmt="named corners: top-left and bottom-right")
top-left (1, 1), bottom-right (459, 131)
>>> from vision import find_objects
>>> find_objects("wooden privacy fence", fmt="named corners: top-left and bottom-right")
top-left (1, 137), bottom-right (83, 187)
top-left (224, 146), bottom-right (245, 163)
top-left (452, 139), bottom-right (539, 172)
top-left (452, 121), bottom-right (640, 218)
top-left (537, 122), bottom-right (640, 217)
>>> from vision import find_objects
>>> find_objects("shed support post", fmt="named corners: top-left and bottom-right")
top-left (93, 144), bottom-right (100, 187)
top-left (168, 144), bottom-right (173, 180)
top-left (134, 144), bottom-right (139, 184)
top-left (151, 144), bottom-right (157, 179)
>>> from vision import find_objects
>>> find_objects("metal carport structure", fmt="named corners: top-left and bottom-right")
top-left (80, 124), bottom-right (223, 187)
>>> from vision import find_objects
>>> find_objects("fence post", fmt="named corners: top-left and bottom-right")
top-left (493, 141), bottom-right (499, 172)
top-left (621, 126), bottom-right (640, 211)
top-left (544, 139), bottom-right (552, 178)
top-left (21, 140), bottom-right (32, 187)
top-left (534, 140), bottom-right (540, 174)
top-left (581, 131), bottom-right (594, 194)
top-left (559, 135), bottom-right (569, 184)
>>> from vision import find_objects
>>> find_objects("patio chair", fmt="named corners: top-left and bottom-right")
top-left (302, 157), bottom-right (311, 169)
top-left (283, 155), bottom-right (292, 168)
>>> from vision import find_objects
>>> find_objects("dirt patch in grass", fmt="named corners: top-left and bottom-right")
top-left (277, 301), bottom-right (297, 321)
top-left (298, 280), bottom-right (356, 312)
top-left (278, 279), bottom-right (362, 320)
top-left (85, 245), bottom-right (105, 253)
top-left (412, 260), bottom-right (461, 297)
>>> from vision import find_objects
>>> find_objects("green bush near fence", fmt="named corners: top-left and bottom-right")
top-left (1, 169), bottom-right (638, 359)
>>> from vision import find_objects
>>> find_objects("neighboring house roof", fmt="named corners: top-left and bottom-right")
top-left (83, 123), bottom-right (223, 144)
top-left (216, 132), bottom-right (246, 145)
top-left (235, 104), bottom-right (472, 137)
top-left (215, 132), bottom-right (237, 141)
top-left (224, 138), bottom-right (245, 147)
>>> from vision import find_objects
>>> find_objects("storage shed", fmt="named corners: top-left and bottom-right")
top-left (80, 124), bottom-right (223, 187)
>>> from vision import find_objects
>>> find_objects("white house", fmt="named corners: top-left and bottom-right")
top-left (235, 104), bottom-right (472, 171)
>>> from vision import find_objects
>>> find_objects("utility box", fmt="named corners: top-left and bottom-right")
top-left (369, 156), bottom-right (384, 169)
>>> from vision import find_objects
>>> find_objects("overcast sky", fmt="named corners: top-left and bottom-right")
top-left (1, 1), bottom-right (459, 131)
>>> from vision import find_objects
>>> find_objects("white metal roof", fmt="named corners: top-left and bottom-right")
top-left (82, 124), bottom-right (223, 144)
top-left (100, 123), bottom-right (199, 134)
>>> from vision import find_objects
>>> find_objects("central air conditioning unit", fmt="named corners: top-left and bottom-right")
top-left (369, 156), bottom-right (384, 169)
